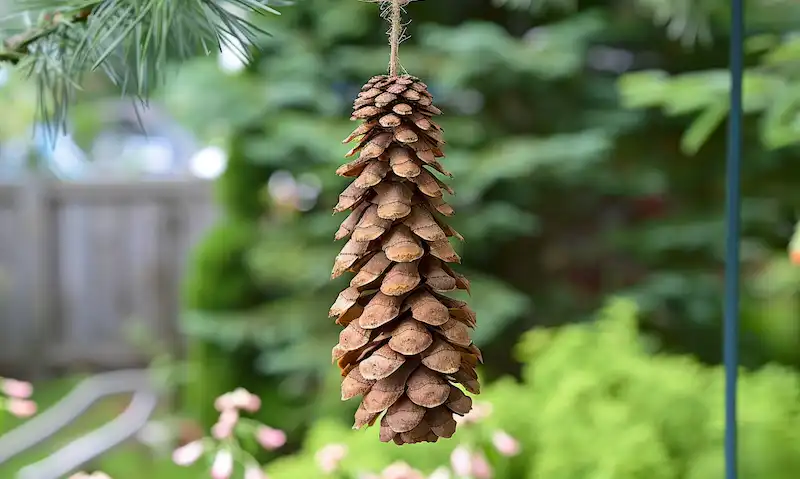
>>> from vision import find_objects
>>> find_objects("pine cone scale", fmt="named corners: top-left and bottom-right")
top-left (331, 74), bottom-right (481, 445)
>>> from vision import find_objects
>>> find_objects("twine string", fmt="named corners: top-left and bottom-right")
top-left (388, 0), bottom-right (401, 76)
top-left (374, 0), bottom-right (411, 77)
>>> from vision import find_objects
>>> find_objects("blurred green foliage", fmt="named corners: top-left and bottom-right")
top-left (0, 70), bottom-right (37, 140)
top-left (266, 298), bottom-right (800, 479)
top-left (742, 257), bottom-right (800, 366)
top-left (1, 0), bottom-right (799, 475)
top-left (619, 31), bottom-right (800, 154)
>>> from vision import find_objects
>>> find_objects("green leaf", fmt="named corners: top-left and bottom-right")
top-left (762, 35), bottom-right (800, 67)
top-left (760, 87), bottom-right (800, 149)
top-left (617, 70), bottom-right (670, 109)
top-left (661, 71), bottom-right (729, 115)
top-left (746, 33), bottom-right (779, 54)
top-left (680, 100), bottom-right (728, 155)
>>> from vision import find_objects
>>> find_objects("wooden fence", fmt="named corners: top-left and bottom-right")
top-left (0, 178), bottom-right (218, 377)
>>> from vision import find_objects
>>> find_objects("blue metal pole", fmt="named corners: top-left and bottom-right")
top-left (724, 0), bottom-right (744, 477)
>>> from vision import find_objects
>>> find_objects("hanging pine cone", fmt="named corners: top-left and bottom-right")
top-left (330, 74), bottom-right (482, 445)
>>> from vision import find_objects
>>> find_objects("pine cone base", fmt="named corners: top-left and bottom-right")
top-left (331, 74), bottom-right (481, 445)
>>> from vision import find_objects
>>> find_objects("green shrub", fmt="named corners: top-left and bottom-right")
top-left (213, 128), bottom-right (275, 219)
top-left (267, 298), bottom-right (800, 479)
top-left (183, 220), bottom-right (263, 312)
top-left (180, 128), bottom-right (275, 425)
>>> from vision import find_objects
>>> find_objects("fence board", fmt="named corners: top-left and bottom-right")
top-left (0, 179), bottom-right (217, 375)
top-left (0, 196), bottom-right (24, 365)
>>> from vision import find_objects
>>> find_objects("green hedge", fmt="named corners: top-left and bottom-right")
top-left (267, 298), bottom-right (800, 479)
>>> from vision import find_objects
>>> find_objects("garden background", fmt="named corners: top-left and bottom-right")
top-left (2, 0), bottom-right (800, 477)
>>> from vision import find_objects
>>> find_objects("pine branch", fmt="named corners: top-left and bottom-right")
top-left (0, 0), bottom-right (282, 135)
top-left (0, 5), bottom-right (97, 64)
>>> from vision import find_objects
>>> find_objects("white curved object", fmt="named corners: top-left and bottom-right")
top-left (0, 369), bottom-right (160, 479)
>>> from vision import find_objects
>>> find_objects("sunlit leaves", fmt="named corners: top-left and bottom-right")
top-left (262, 298), bottom-right (800, 478)
top-left (619, 60), bottom-right (800, 154)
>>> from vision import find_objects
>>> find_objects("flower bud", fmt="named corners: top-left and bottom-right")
top-left (230, 387), bottom-right (261, 412)
top-left (1, 378), bottom-right (33, 399)
top-left (211, 409), bottom-right (239, 439)
top-left (6, 398), bottom-right (36, 417)
top-left (471, 452), bottom-right (492, 479)
top-left (491, 430), bottom-right (520, 457)
top-left (172, 440), bottom-right (204, 466)
top-left (427, 468), bottom-right (451, 479)
top-left (381, 461), bottom-right (425, 479)
top-left (450, 446), bottom-right (472, 476)
top-left (244, 465), bottom-right (268, 479)
top-left (211, 450), bottom-right (234, 479)
top-left (256, 425), bottom-right (287, 450)
top-left (315, 443), bottom-right (348, 473)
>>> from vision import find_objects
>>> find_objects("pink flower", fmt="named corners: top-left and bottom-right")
top-left (256, 425), bottom-right (286, 450)
top-left (172, 440), bottom-right (204, 466)
top-left (211, 421), bottom-right (234, 440)
top-left (230, 387), bottom-right (261, 412)
top-left (6, 398), bottom-right (36, 417)
top-left (315, 443), bottom-right (348, 473)
top-left (471, 452), bottom-right (492, 479)
top-left (1, 378), bottom-right (33, 399)
top-left (450, 446), bottom-right (472, 476)
top-left (215, 388), bottom-right (261, 413)
top-left (244, 465), bottom-right (268, 479)
top-left (381, 462), bottom-right (424, 479)
top-left (212, 409), bottom-right (239, 439)
top-left (214, 393), bottom-right (236, 412)
top-left (491, 430), bottom-right (520, 457)
top-left (211, 450), bottom-right (234, 479)
top-left (242, 395), bottom-right (261, 413)
top-left (222, 409), bottom-right (239, 425)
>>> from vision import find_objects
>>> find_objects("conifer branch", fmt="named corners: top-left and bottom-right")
top-left (0, 0), bottom-right (281, 134)
top-left (0, 5), bottom-right (97, 64)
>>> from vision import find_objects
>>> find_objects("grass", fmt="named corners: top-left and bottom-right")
top-left (0, 376), bottom-right (209, 479)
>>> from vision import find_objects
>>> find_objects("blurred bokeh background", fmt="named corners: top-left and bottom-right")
top-left (2, 0), bottom-right (800, 478)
